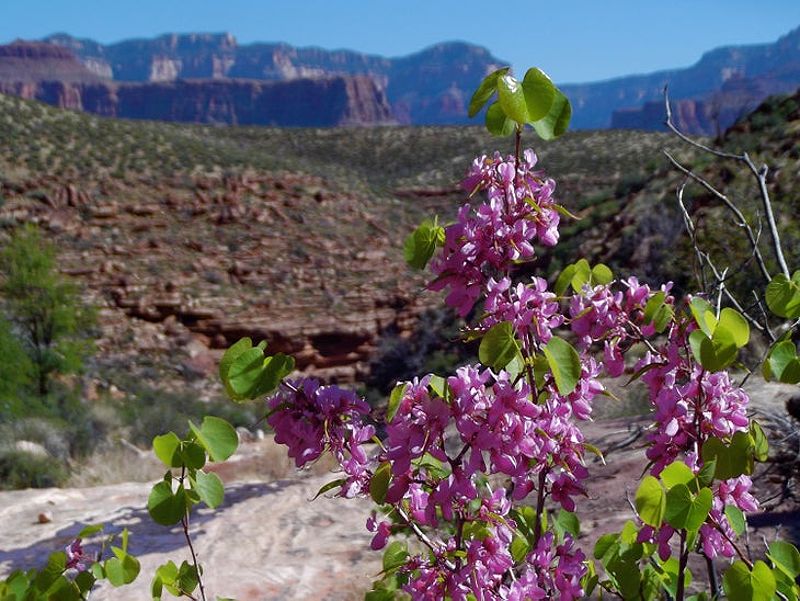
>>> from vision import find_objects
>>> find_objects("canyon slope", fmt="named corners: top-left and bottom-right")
top-left (0, 92), bottom-right (673, 393)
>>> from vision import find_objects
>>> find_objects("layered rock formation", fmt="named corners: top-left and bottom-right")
top-left (0, 166), bottom-right (434, 385)
top-left (0, 41), bottom-right (395, 126)
top-left (8, 27), bottom-right (800, 131)
top-left (0, 41), bottom-right (102, 83)
top-left (610, 72), bottom-right (800, 135)
top-left (40, 34), bottom-right (506, 125)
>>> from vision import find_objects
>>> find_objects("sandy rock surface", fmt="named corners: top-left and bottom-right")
top-left (1, 377), bottom-right (797, 600)
top-left (0, 473), bottom-right (376, 601)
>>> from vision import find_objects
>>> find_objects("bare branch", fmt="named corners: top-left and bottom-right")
top-left (394, 505), bottom-right (455, 570)
top-left (701, 252), bottom-right (771, 338)
top-left (742, 154), bottom-right (791, 278)
top-left (664, 87), bottom-right (742, 160)
top-left (676, 180), bottom-right (708, 291)
top-left (663, 150), bottom-right (772, 283)
top-left (664, 86), bottom-right (789, 278)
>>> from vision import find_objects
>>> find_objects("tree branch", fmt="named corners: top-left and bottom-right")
top-left (664, 86), bottom-right (789, 279)
top-left (663, 150), bottom-right (771, 283)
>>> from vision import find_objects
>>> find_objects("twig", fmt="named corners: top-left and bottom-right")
top-left (533, 469), bottom-right (548, 547)
top-left (744, 155), bottom-right (790, 278)
top-left (676, 179), bottom-right (708, 291)
top-left (664, 88), bottom-right (742, 160)
top-left (701, 252), bottom-right (772, 339)
top-left (709, 515), bottom-right (752, 569)
top-left (703, 552), bottom-right (720, 599)
top-left (601, 427), bottom-right (645, 457)
top-left (180, 466), bottom-right (208, 601)
top-left (676, 529), bottom-right (688, 601)
top-left (394, 505), bottom-right (455, 571)
top-left (181, 515), bottom-right (205, 601)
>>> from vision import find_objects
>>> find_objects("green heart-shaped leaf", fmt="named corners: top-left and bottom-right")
top-left (468, 67), bottom-right (509, 118)
top-left (664, 484), bottom-right (712, 531)
top-left (147, 481), bottom-right (187, 526)
top-left (635, 476), bottom-right (666, 527)
top-left (764, 340), bottom-right (800, 384)
top-left (766, 272), bottom-right (800, 319)
top-left (531, 89), bottom-right (571, 140)
top-left (485, 101), bottom-right (515, 136)
top-left (479, 321), bottom-right (521, 371)
top-left (189, 416), bottom-right (238, 463)
top-left (193, 470), bottom-right (224, 509)
top-left (521, 67), bottom-right (555, 122)
top-left (543, 336), bottom-right (581, 396)
top-left (723, 560), bottom-right (776, 601)
top-left (497, 73), bottom-right (529, 124)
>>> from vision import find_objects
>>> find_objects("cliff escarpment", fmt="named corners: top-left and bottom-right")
top-left (0, 41), bottom-right (395, 126)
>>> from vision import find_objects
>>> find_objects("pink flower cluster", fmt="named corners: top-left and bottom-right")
top-left (266, 379), bottom-right (375, 497)
top-left (65, 538), bottom-right (88, 572)
top-left (430, 150), bottom-right (560, 317)
top-left (396, 489), bottom-right (586, 601)
top-left (637, 325), bottom-right (750, 475)
top-left (261, 141), bottom-right (764, 599)
top-left (385, 376), bottom-right (450, 477)
top-left (401, 491), bottom-right (516, 600)
top-left (569, 277), bottom-right (672, 377)
top-left (503, 533), bottom-right (587, 601)
top-left (632, 317), bottom-right (757, 558)
top-left (484, 276), bottom-right (563, 347)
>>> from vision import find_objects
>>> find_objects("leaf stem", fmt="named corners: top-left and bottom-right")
top-left (533, 469), bottom-right (548, 547)
top-left (676, 529), bottom-right (688, 601)
top-left (180, 466), bottom-right (207, 601)
top-left (703, 552), bottom-right (720, 598)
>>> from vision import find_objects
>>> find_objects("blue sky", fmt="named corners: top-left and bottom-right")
top-left (3, 1), bottom-right (800, 83)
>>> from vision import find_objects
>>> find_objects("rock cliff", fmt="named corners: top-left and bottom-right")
top-left (0, 41), bottom-right (101, 83)
top-left (610, 73), bottom-right (800, 134)
top-left (40, 33), bottom-right (506, 125)
top-left (0, 40), bottom-right (395, 126)
top-left (6, 27), bottom-right (800, 131)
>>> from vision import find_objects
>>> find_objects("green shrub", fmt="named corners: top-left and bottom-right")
top-left (0, 417), bottom-right (70, 459)
top-left (103, 375), bottom-right (256, 446)
top-left (0, 316), bottom-right (33, 406)
top-left (0, 449), bottom-right (67, 489)
top-left (0, 225), bottom-right (95, 396)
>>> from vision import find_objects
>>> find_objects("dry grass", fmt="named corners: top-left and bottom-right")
top-left (66, 444), bottom-right (163, 487)
top-left (66, 434), bottom-right (341, 488)
top-left (208, 435), bottom-right (339, 484)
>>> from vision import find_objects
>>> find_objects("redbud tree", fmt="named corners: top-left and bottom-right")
top-left (218, 67), bottom-right (800, 601)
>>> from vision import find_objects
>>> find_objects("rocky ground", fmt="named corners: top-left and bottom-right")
top-left (1, 378), bottom-right (797, 600)
top-left (0, 92), bottom-right (682, 405)
top-left (0, 167), bottom-right (445, 392)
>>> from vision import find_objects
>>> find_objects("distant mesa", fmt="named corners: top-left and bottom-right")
top-left (0, 40), bottom-right (103, 83)
top-left (1, 26), bottom-right (800, 132)
top-left (0, 37), bottom-right (397, 127)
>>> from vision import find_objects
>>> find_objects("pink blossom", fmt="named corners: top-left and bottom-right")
top-left (65, 538), bottom-right (88, 572)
